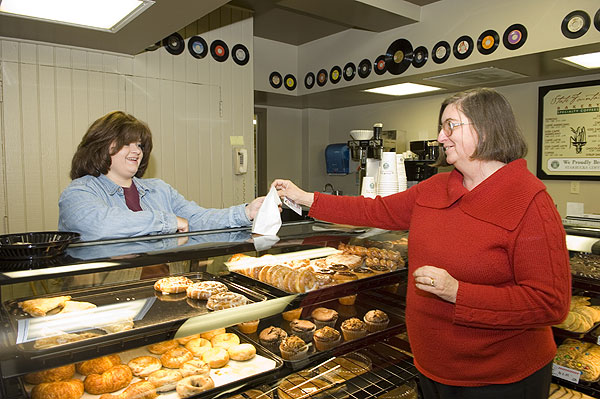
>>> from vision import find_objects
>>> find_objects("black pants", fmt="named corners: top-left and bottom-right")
top-left (417, 361), bottom-right (552, 399)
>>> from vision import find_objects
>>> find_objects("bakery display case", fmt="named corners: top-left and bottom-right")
top-left (0, 221), bottom-right (417, 399)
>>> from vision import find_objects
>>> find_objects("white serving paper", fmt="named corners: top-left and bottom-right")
top-left (252, 186), bottom-right (282, 236)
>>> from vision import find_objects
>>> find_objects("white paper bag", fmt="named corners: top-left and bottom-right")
top-left (252, 186), bottom-right (282, 235)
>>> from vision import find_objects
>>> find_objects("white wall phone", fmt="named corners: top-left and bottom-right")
top-left (233, 147), bottom-right (248, 174)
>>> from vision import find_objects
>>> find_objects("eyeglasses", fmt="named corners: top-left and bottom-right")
top-left (439, 120), bottom-right (472, 136)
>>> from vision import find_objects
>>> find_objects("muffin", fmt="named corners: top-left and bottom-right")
top-left (279, 336), bottom-right (309, 361)
top-left (311, 307), bottom-right (338, 329)
top-left (259, 326), bottom-right (288, 353)
top-left (289, 319), bottom-right (316, 342)
top-left (313, 326), bottom-right (341, 351)
top-left (237, 319), bottom-right (259, 334)
top-left (282, 308), bottom-right (303, 321)
top-left (340, 318), bottom-right (367, 341)
top-left (363, 310), bottom-right (389, 332)
top-left (338, 295), bottom-right (357, 305)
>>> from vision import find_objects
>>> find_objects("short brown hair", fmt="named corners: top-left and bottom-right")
top-left (435, 88), bottom-right (527, 167)
top-left (70, 111), bottom-right (153, 180)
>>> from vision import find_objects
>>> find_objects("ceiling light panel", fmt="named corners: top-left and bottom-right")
top-left (558, 52), bottom-right (600, 69)
top-left (364, 83), bottom-right (442, 96)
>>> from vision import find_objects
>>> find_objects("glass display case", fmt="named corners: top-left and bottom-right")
top-left (0, 221), bottom-right (417, 399)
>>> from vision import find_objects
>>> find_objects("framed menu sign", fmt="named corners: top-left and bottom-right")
top-left (537, 80), bottom-right (600, 180)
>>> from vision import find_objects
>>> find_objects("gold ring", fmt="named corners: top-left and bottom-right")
top-left (430, 278), bottom-right (435, 287)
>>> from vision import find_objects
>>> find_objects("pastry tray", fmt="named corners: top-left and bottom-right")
top-left (553, 290), bottom-right (600, 338)
top-left (2, 272), bottom-right (267, 357)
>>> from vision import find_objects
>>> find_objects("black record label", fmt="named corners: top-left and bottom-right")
top-left (412, 46), bottom-right (428, 68)
top-left (432, 41), bottom-right (451, 64)
top-left (561, 10), bottom-right (591, 39)
top-left (453, 35), bottom-right (473, 60)
top-left (502, 24), bottom-right (527, 50)
top-left (358, 59), bottom-right (371, 78)
top-left (595, 8), bottom-right (600, 32)
top-left (477, 30), bottom-right (499, 55)
top-left (231, 44), bottom-right (249, 65)
top-left (188, 36), bottom-right (208, 59)
top-left (317, 69), bottom-right (328, 87)
top-left (384, 38), bottom-right (413, 75)
top-left (374, 55), bottom-right (387, 75)
top-left (269, 71), bottom-right (282, 89)
top-left (305, 72), bottom-right (315, 89)
top-left (163, 32), bottom-right (185, 55)
top-left (343, 62), bottom-right (356, 81)
top-left (284, 74), bottom-right (297, 91)
top-left (330, 66), bottom-right (342, 84)
top-left (210, 40), bottom-right (229, 62)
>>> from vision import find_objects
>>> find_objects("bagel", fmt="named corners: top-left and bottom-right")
top-left (127, 356), bottom-right (162, 377)
top-left (176, 375), bottom-right (215, 398)
top-left (184, 338), bottom-right (212, 357)
top-left (98, 380), bottom-right (157, 399)
top-left (179, 359), bottom-right (211, 377)
top-left (147, 340), bottom-right (178, 355)
top-left (160, 346), bottom-right (194, 369)
top-left (147, 369), bottom-right (182, 392)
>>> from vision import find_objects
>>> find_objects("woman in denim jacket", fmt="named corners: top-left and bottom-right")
top-left (58, 111), bottom-right (263, 241)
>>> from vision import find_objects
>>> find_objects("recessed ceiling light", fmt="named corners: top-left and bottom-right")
top-left (364, 83), bottom-right (442, 96)
top-left (558, 51), bottom-right (600, 69)
top-left (0, 0), bottom-right (154, 32)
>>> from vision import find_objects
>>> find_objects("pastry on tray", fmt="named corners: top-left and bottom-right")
top-left (18, 296), bottom-right (72, 317)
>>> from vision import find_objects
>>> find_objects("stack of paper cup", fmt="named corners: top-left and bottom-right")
top-left (361, 176), bottom-right (376, 198)
top-left (377, 152), bottom-right (399, 197)
top-left (396, 153), bottom-right (408, 192)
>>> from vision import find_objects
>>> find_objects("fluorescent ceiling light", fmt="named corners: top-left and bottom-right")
top-left (364, 83), bottom-right (442, 96)
top-left (558, 51), bottom-right (600, 69)
top-left (0, 0), bottom-right (154, 32)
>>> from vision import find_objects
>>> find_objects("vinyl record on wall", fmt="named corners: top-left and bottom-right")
top-left (343, 62), bottom-right (356, 81)
top-left (502, 24), bottom-right (527, 50)
top-left (317, 69), bottom-right (328, 87)
top-left (412, 46), bottom-right (428, 68)
top-left (188, 36), bottom-right (208, 59)
top-left (477, 30), bottom-right (500, 55)
top-left (284, 74), bottom-right (297, 90)
top-left (595, 8), bottom-right (600, 32)
top-left (163, 32), bottom-right (185, 55)
top-left (358, 59), bottom-right (371, 78)
top-left (330, 66), bottom-right (342, 84)
top-left (453, 35), bottom-right (474, 60)
top-left (432, 41), bottom-right (451, 64)
top-left (561, 10), bottom-right (591, 39)
top-left (305, 72), bottom-right (315, 89)
top-left (269, 71), bottom-right (282, 88)
top-left (384, 38), bottom-right (413, 75)
top-left (210, 40), bottom-right (229, 62)
top-left (231, 44), bottom-right (250, 65)
top-left (374, 55), bottom-right (387, 75)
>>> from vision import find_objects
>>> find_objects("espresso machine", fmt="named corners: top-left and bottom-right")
top-left (348, 123), bottom-right (384, 192)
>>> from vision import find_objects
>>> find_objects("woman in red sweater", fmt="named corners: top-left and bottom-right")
top-left (273, 88), bottom-right (571, 399)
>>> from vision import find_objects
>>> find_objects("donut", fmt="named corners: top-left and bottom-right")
top-left (160, 346), bottom-right (194, 369)
top-left (127, 356), bottom-right (162, 377)
top-left (206, 292), bottom-right (248, 311)
top-left (147, 340), bottom-right (179, 354)
top-left (200, 328), bottom-right (226, 340)
top-left (147, 369), bottom-right (182, 392)
top-left (153, 276), bottom-right (193, 294)
top-left (179, 359), bottom-right (211, 377)
top-left (177, 334), bottom-right (201, 345)
top-left (186, 281), bottom-right (228, 300)
top-left (24, 364), bottom-right (75, 385)
top-left (176, 375), bottom-right (215, 398)
top-left (84, 364), bottom-right (133, 395)
top-left (227, 343), bottom-right (256, 361)
top-left (184, 337), bottom-right (212, 357)
top-left (210, 333), bottom-right (240, 350)
top-left (31, 379), bottom-right (84, 399)
top-left (76, 355), bottom-right (121, 376)
top-left (201, 347), bottom-right (229, 368)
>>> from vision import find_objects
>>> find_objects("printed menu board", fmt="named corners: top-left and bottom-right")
top-left (537, 80), bottom-right (600, 180)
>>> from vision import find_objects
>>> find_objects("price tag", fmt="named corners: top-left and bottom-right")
top-left (283, 196), bottom-right (302, 216)
top-left (552, 363), bottom-right (581, 384)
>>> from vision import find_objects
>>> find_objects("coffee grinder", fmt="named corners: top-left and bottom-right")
top-left (348, 123), bottom-right (384, 193)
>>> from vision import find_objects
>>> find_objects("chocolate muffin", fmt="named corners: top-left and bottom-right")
top-left (340, 318), bottom-right (367, 341)
top-left (289, 319), bottom-right (317, 342)
top-left (279, 336), bottom-right (309, 361)
top-left (259, 326), bottom-right (288, 353)
top-left (311, 307), bottom-right (339, 329)
top-left (313, 326), bottom-right (341, 351)
top-left (363, 309), bottom-right (389, 332)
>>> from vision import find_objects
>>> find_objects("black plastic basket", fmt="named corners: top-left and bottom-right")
top-left (0, 231), bottom-right (80, 259)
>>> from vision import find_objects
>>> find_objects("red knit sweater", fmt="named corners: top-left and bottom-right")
top-left (309, 159), bottom-right (571, 386)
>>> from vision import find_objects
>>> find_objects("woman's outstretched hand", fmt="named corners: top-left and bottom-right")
top-left (271, 179), bottom-right (315, 208)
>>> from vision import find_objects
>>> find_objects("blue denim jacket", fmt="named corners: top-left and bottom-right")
top-left (58, 174), bottom-right (250, 241)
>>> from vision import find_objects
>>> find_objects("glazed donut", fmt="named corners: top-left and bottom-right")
top-left (177, 333), bottom-right (201, 345)
top-left (160, 346), bottom-right (194, 369)
top-left (153, 276), bottom-right (193, 294)
top-left (227, 343), bottom-right (256, 361)
top-left (31, 379), bottom-right (84, 399)
top-left (127, 356), bottom-right (162, 377)
top-left (99, 380), bottom-right (157, 399)
top-left (147, 369), bottom-right (183, 392)
top-left (201, 347), bottom-right (229, 368)
top-left (210, 333), bottom-right (240, 350)
top-left (147, 340), bottom-right (179, 355)
top-left (200, 328), bottom-right (226, 340)
top-left (176, 375), bottom-right (215, 398)
top-left (76, 355), bottom-right (121, 376)
top-left (186, 281), bottom-right (228, 300)
top-left (206, 292), bottom-right (248, 311)
top-left (179, 359), bottom-right (211, 377)
top-left (184, 337), bottom-right (212, 357)
top-left (24, 364), bottom-right (75, 385)
top-left (84, 364), bottom-right (133, 395)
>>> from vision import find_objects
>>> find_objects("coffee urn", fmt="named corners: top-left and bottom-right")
top-left (348, 123), bottom-right (384, 193)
